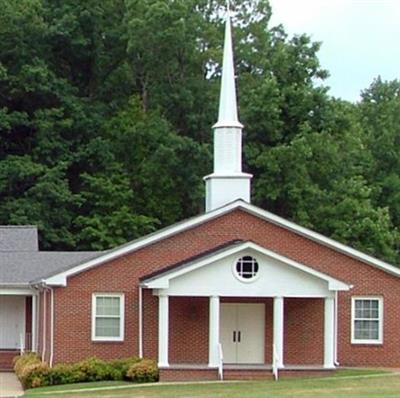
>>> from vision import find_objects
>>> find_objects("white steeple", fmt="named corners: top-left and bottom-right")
top-left (213, 4), bottom-right (242, 129)
top-left (204, 3), bottom-right (252, 212)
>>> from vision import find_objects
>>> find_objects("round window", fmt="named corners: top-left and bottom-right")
top-left (235, 256), bottom-right (259, 280)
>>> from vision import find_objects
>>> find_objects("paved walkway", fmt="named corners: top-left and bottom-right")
top-left (0, 373), bottom-right (23, 398)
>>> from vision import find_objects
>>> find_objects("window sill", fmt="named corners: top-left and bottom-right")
top-left (351, 341), bottom-right (383, 346)
top-left (91, 340), bottom-right (125, 344)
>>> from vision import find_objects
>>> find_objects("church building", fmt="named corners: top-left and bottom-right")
top-left (1, 9), bottom-right (400, 381)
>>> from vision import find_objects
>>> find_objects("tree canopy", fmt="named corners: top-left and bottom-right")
top-left (0, 0), bottom-right (398, 264)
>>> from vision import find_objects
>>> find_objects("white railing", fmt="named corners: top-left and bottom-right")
top-left (272, 344), bottom-right (279, 381)
top-left (19, 333), bottom-right (32, 355)
top-left (217, 342), bottom-right (224, 380)
top-left (19, 333), bottom-right (25, 355)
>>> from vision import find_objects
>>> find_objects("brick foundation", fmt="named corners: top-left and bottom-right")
top-left (0, 350), bottom-right (19, 371)
top-left (159, 367), bottom-right (218, 381)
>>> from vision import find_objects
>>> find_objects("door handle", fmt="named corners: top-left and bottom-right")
top-left (238, 331), bottom-right (241, 343)
top-left (233, 331), bottom-right (236, 342)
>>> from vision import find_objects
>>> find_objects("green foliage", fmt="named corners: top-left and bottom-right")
top-left (14, 354), bottom-right (51, 389)
top-left (15, 354), bottom-right (150, 389)
top-left (109, 357), bottom-right (141, 380)
top-left (0, 0), bottom-right (398, 263)
top-left (126, 359), bottom-right (159, 383)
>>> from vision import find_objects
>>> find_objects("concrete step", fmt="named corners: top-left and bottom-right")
top-left (223, 368), bottom-right (273, 380)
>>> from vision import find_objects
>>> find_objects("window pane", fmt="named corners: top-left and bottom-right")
top-left (355, 299), bottom-right (379, 320)
top-left (95, 317), bottom-right (120, 337)
top-left (354, 320), bottom-right (379, 340)
top-left (96, 296), bottom-right (120, 316)
top-left (236, 256), bottom-right (259, 279)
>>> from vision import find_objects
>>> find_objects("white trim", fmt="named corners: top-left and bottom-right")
top-left (31, 294), bottom-right (37, 353)
top-left (41, 200), bottom-right (400, 287)
top-left (324, 297), bottom-right (335, 369)
top-left (351, 296), bottom-right (383, 345)
top-left (42, 290), bottom-right (47, 362)
top-left (232, 255), bottom-right (260, 283)
top-left (0, 288), bottom-right (35, 295)
top-left (208, 296), bottom-right (220, 367)
top-left (158, 294), bottom-right (169, 367)
top-left (142, 241), bottom-right (350, 292)
top-left (334, 291), bottom-right (339, 365)
top-left (91, 293), bottom-right (125, 342)
top-left (204, 173), bottom-right (252, 180)
top-left (49, 288), bottom-right (54, 367)
top-left (138, 286), bottom-right (143, 358)
top-left (273, 297), bottom-right (284, 369)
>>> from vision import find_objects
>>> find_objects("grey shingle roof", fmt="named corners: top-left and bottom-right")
top-left (0, 226), bottom-right (39, 252)
top-left (0, 251), bottom-right (102, 285)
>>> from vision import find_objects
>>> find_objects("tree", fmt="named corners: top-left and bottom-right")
top-left (359, 78), bottom-right (400, 227)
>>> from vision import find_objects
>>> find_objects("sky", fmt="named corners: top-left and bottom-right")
top-left (268, 0), bottom-right (400, 102)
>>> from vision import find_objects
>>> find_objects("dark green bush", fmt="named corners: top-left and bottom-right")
top-left (14, 353), bottom-right (157, 389)
top-left (49, 364), bottom-right (82, 385)
top-left (126, 359), bottom-right (159, 383)
top-left (110, 357), bottom-right (141, 380)
top-left (72, 357), bottom-right (111, 382)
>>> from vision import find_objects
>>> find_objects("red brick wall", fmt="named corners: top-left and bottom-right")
top-left (169, 297), bottom-right (209, 364)
top-left (42, 209), bottom-right (400, 367)
top-left (284, 298), bottom-right (324, 365)
top-left (142, 289), bottom-right (158, 359)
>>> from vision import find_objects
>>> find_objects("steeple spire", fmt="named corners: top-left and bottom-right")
top-left (214, 2), bottom-right (243, 129)
top-left (203, 4), bottom-right (252, 212)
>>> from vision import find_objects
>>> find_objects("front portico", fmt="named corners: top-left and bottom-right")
top-left (0, 288), bottom-right (38, 370)
top-left (141, 241), bottom-right (350, 378)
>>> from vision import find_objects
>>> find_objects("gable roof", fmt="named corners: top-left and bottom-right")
top-left (140, 240), bottom-right (350, 291)
top-left (39, 200), bottom-right (400, 286)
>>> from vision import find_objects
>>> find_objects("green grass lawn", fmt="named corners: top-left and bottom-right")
top-left (24, 370), bottom-right (400, 398)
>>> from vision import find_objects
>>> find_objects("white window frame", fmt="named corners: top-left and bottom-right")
top-left (92, 293), bottom-right (125, 342)
top-left (351, 296), bottom-right (383, 345)
top-left (232, 254), bottom-right (260, 283)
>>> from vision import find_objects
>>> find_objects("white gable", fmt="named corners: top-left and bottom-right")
top-left (142, 242), bottom-right (350, 298)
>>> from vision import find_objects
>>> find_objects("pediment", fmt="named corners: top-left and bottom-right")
top-left (141, 241), bottom-right (350, 297)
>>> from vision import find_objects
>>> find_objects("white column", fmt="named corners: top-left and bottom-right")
top-left (158, 294), bottom-right (169, 367)
top-left (273, 296), bottom-right (284, 368)
top-left (31, 295), bottom-right (37, 352)
top-left (324, 296), bottom-right (335, 369)
top-left (208, 296), bottom-right (220, 367)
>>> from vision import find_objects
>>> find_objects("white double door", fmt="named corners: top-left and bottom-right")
top-left (220, 303), bottom-right (265, 364)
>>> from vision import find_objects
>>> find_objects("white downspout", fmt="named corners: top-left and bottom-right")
top-left (31, 294), bottom-right (37, 352)
top-left (139, 286), bottom-right (143, 358)
top-left (36, 292), bottom-right (40, 353)
top-left (42, 289), bottom-right (47, 362)
top-left (49, 287), bottom-right (54, 367)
